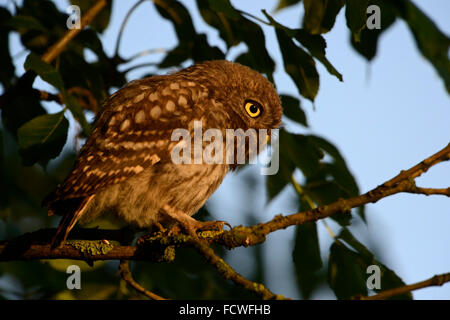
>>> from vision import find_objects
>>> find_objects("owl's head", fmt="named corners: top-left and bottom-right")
top-left (178, 60), bottom-right (282, 132)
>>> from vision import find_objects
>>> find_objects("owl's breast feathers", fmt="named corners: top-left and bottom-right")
top-left (42, 76), bottom-right (212, 213)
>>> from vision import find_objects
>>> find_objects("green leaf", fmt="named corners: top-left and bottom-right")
top-left (392, 0), bottom-right (450, 93)
top-left (197, 0), bottom-right (238, 47)
top-left (293, 221), bottom-right (323, 298)
top-left (302, 0), bottom-right (345, 34)
top-left (198, 1), bottom-right (275, 80)
top-left (345, 0), bottom-right (369, 41)
top-left (338, 229), bottom-right (412, 299)
top-left (266, 151), bottom-right (295, 202)
top-left (328, 241), bottom-right (369, 299)
top-left (59, 50), bottom-right (110, 104)
top-left (17, 111), bottom-right (69, 166)
top-left (237, 18), bottom-right (275, 81)
top-left (156, 0), bottom-right (224, 66)
top-left (303, 0), bottom-right (328, 34)
top-left (0, 8), bottom-right (15, 89)
top-left (308, 135), bottom-right (364, 221)
top-left (204, 0), bottom-right (240, 19)
top-left (280, 95), bottom-right (308, 126)
top-left (275, 0), bottom-right (302, 12)
top-left (24, 52), bottom-right (92, 136)
top-left (77, 29), bottom-right (107, 58)
top-left (154, 0), bottom-right (196, 41)
top-left (191, 34), bottom-right (225, 62)
top-left (304, 179), bottom-right (352, 226)
top-left (274, 28), bottom-right (319, 102)
top-left (65, 93), bottom-right (91, 136)
top-left (280, 130), bottom-right (324, 178)
top-left (17, 111), bottom-right (68, 149)
top-left (263, 11), bottom-right (342, 82)
top-left (1, 83), bottom-right (47, 137)
top-left (350, 0), bottom-right (397, 61)
top-left (309, 135), bottom-right (359, 195)
top-left (321, 0), bottom-right (346, 32)
top-left (267, 130), bottom-right (325, 203)
top-left (295, 30), bottom-right (343, 81)
top-left (15, 0), bottom-right (68, 54)
top-left (0, 129), bottom-right (9, 209)
top-left (3, 15), bottom-right (47, 32)
top-left (24, 52), bottom-right (64, 91)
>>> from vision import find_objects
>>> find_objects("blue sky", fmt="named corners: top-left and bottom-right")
top-left (6, 0), bottom-right (450, 299)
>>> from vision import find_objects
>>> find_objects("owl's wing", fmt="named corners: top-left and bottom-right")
top-left (43, 77), bottom-right (209, 210)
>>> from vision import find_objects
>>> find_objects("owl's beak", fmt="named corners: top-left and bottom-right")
top-left (266, 133), bottom-right (271, 144)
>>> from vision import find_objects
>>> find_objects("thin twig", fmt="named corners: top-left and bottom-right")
top-left (122, 62), bottom-right (158, 74)
top-left (237, 9), bottom-right (271, 25)
top-left (114, 0), bottom-right (146, 58)
top-left (118, 260), bottom-right (167, 300)
top-left (354, 272), bottom-right (450, 300)
top-left (406, 186), bottom-right (450, 197)
top-left (37, 90), bottom-right (63, 104)
top-left (383, 144), bottom-right (450, 187)
top-left (124, 48), bottom-right (168, 62)
top-left (68, 87), bottom-right (99, 114)
top-left (188, 239), bottom-right (286, 300)
top-left (291, 175), bottom-right (337, 239)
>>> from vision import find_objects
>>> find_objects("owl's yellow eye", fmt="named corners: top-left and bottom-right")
top-left (244, 100), bottom-right (262, 118)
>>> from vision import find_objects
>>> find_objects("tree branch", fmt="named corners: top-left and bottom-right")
top-left (405, 186), bottom-right (450, 197)
top-left (118, 260), bottom-right (167, 300)
top-left (41, 0), bottom-right (109, 64)
top-left (0, 143), bottom-right (449, 261)
top-left (354, 272), bottom-right (450, 300)
top-left (216, 143), bottom-right (450, 249)
top-left (0, 228), bottom-right (174, 263)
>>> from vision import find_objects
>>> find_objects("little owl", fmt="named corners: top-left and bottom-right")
top-left (43, 60), bottom-right (282, 248)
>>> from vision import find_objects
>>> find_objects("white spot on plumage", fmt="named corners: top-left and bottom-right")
top-left (149, 92), bottom-right (159, 102)
top-left (133, 92), bottom-right (146, 103)
top-left (135, 110), bottom-right (146, 123)
top-left (178, 95), bottom-right (188, 107)
top-left (124, 165), bottom-right (144, 174)
top-left (191, 89), bottom-right (198, 101)
top-left (150, 106), bottom-right (161, 119)
top-left (170, 82), bottom-right (180, 90)
top-left (165, 100), bottom-right (176, 112)
top-left (162, 87), bottom-right (171, 96)
top-left (109, 116), bottom-right (116, 126)
top-left (120, 119), bottom-right (131, 131)
top-left (119, 141), bottom-right (155, 150)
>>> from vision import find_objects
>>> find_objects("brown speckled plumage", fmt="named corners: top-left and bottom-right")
top-left (43, 60), bottom-right (282, 247)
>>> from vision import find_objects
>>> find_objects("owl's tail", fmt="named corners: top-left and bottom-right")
top-left (50, 195), bottom-right (94, 249)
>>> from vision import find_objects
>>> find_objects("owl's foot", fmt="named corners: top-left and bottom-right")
top-left (162, 205), bottom-right (229, 238)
